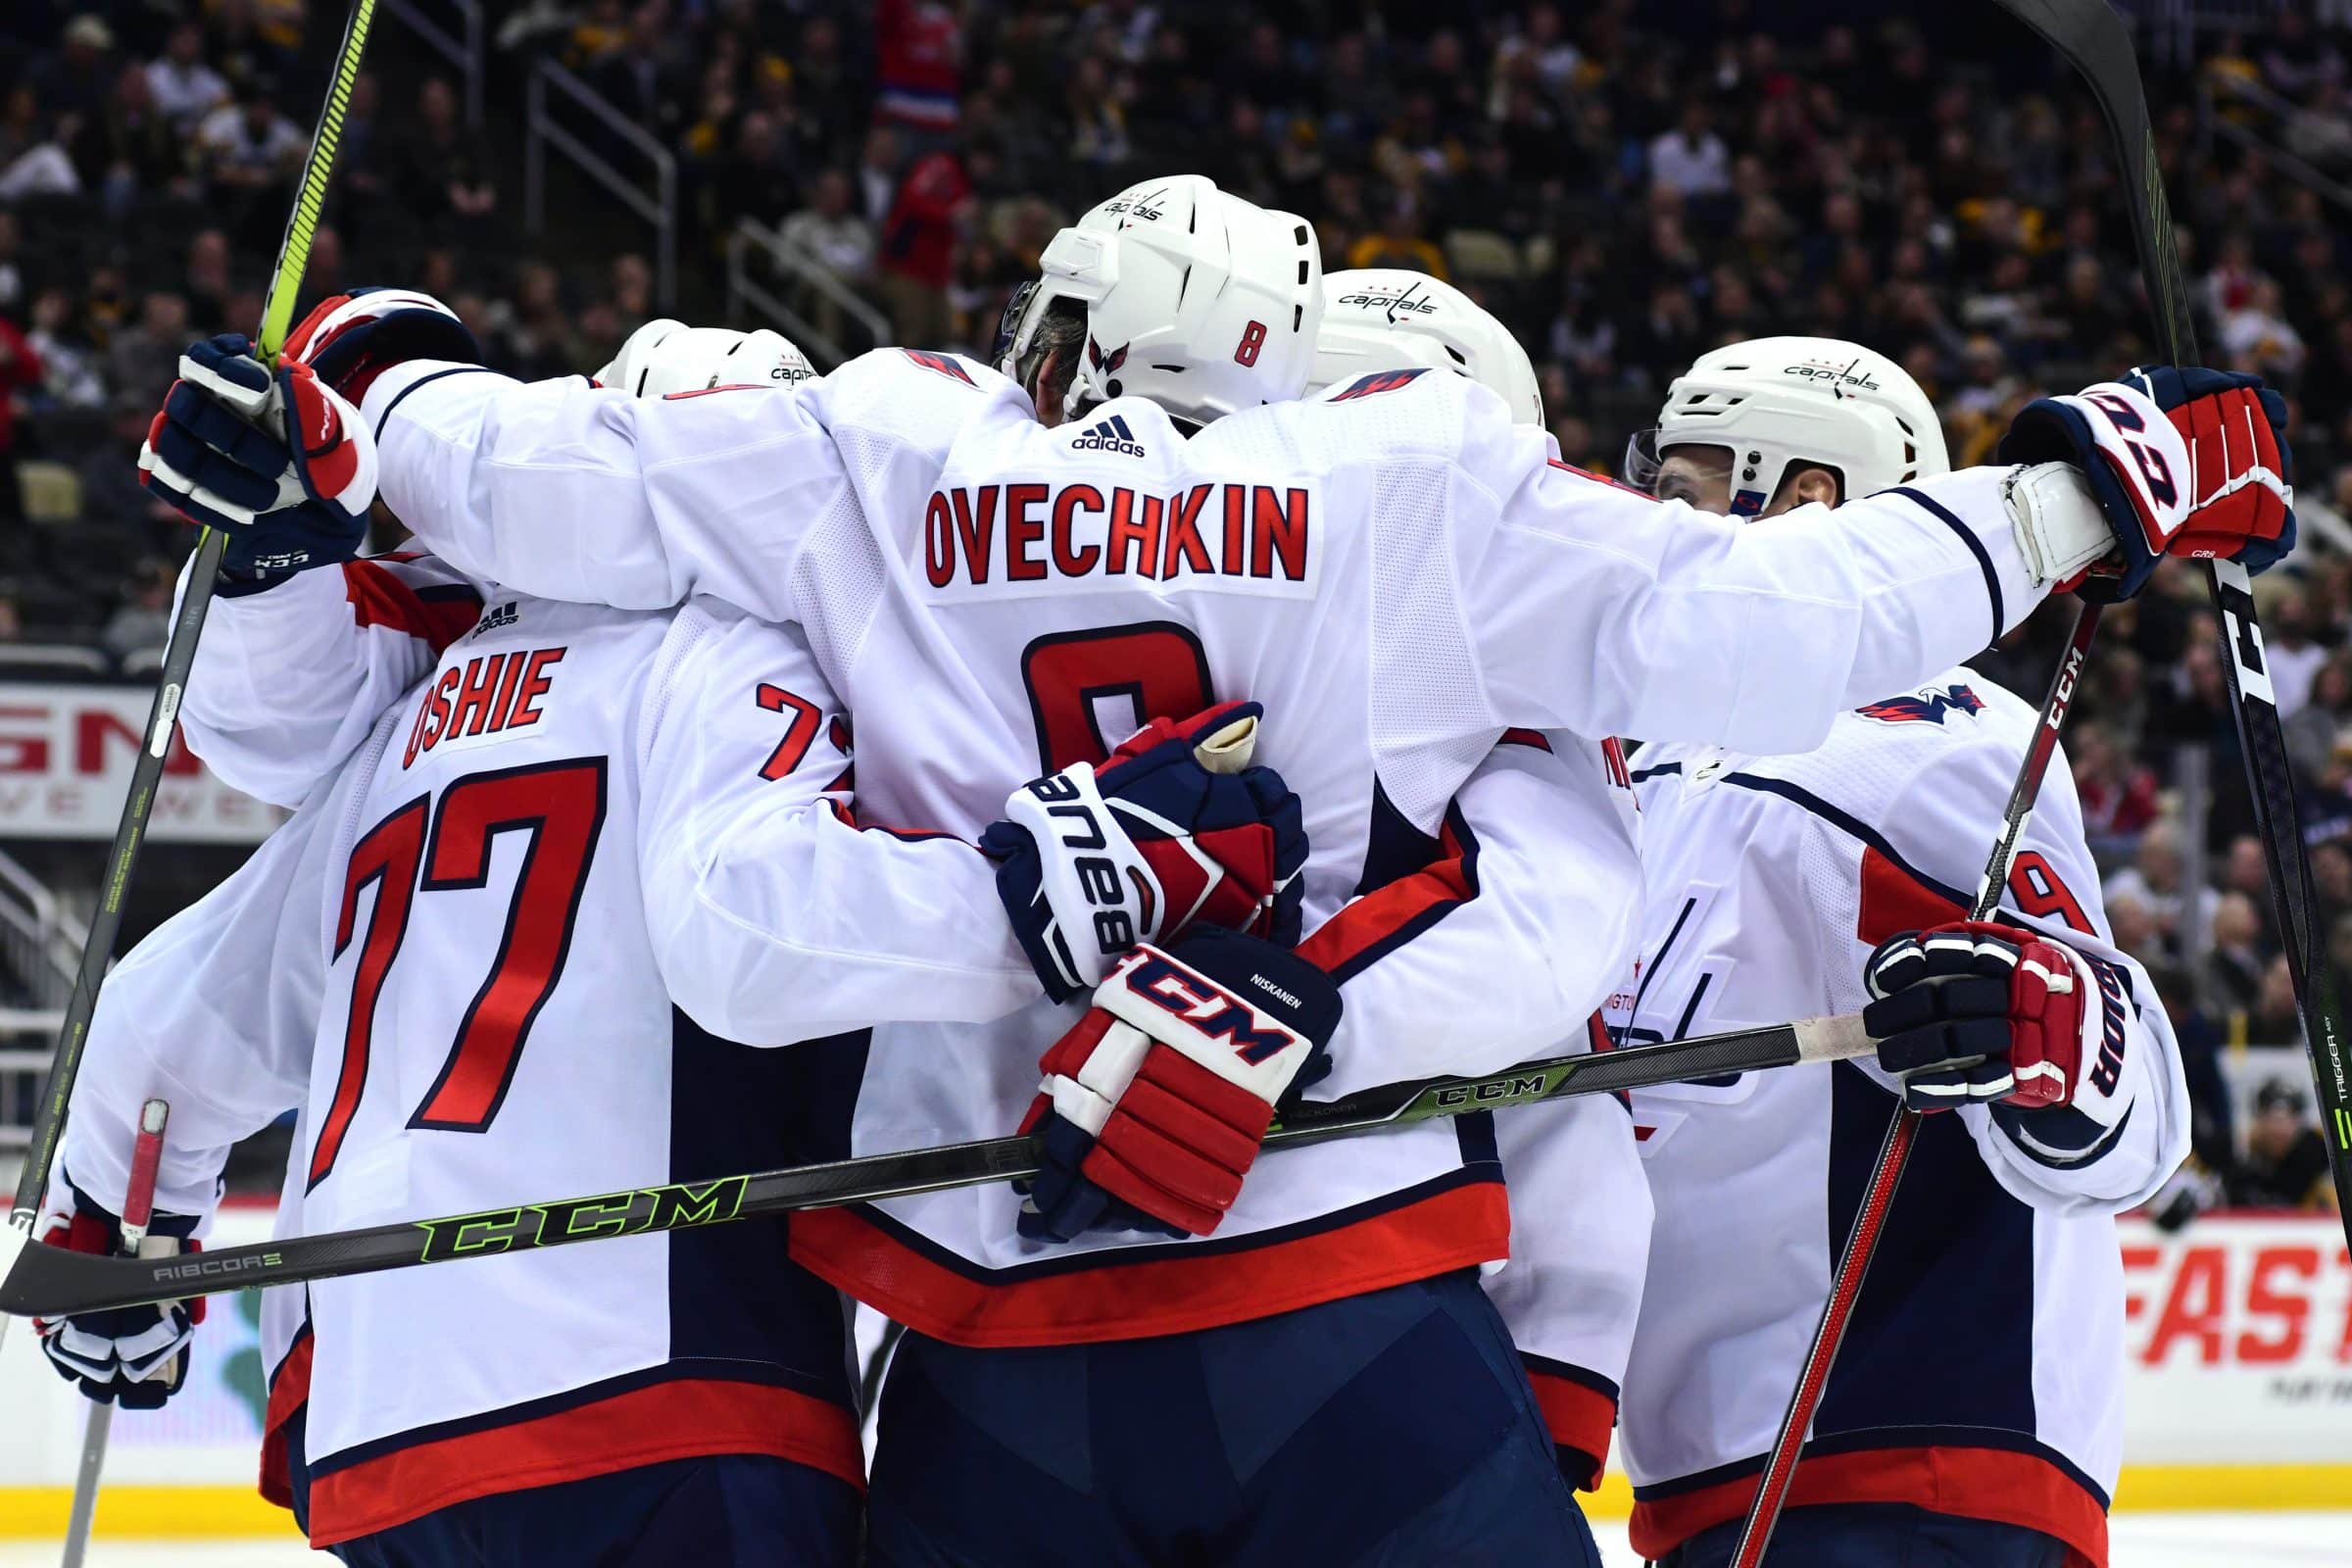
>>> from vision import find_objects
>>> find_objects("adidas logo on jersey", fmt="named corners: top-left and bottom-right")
top-left (472, 602), bottom-right (519, 638)
top-left (1070, 415), bottom-right (1146, 457)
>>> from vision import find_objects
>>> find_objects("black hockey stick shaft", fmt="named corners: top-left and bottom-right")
top-left (7, 0), bottom-right (381, 1250)
top-left (0, 1012), bottom-right (1871, 1319)
top-left (1737, 2), bottom-right (2352, 1558)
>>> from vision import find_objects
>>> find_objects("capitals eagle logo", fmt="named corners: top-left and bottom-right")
top-left (1858, 684), bottom-right (1986, 725)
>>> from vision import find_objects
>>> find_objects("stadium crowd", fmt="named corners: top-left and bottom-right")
top-left (0, 0), bottom-right (2347, 1205)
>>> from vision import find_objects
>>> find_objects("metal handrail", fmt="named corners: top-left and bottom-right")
top-left (725, 220), bottom-right (891, 369)
top-left (2200, 76), bottom-right (2352, 215)
top-left (383, 0), bottom-right (485, 127)
top-left (525, 59), bottom-right (676, 309)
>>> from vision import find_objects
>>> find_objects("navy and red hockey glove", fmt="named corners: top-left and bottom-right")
top-left (1865, 919), bottom-right (2134, 1159)
top-left (139, 334), bottom-right (377, 584)
top-left (1998, 366), bottom-right (2293, 602)
top-left (33, 1173), bottom-right (205, 1409)
top-left (1018, 927), bottom-right (1342, 1241)
top-left (983, 702), bottom-right (1307, 1003)
top-left (281, 286), bottom-right (480, 403)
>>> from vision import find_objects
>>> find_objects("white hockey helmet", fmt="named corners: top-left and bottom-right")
top-left (995, 173), bottom-right (1323, 424)
top-left (1307, 270), bottom-right (1544, 426)
top-left (1625, 336), bottom-right (1948, 513)
top-left (599, 318), bottom-right (816, 398)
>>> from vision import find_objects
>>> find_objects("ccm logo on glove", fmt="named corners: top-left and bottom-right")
top-left (1115, 948), bottom-right (1307, 1066)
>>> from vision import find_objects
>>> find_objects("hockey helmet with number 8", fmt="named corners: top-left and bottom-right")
top-left (1624, 336), bottom-right (1948, 513)
top-left (996, 174), bottom-right (1324, 426)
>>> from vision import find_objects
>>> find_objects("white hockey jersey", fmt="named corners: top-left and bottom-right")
top-left (64, 590), bottom-right (1013, 1544)
top-left (349, 348), bottom-right (2062, 1346)
top-left (1583, 668), bottom-right (2188, 1566)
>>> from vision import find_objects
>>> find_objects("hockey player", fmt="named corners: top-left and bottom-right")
top-left (39, 317), bottom-right (1286, 1564)
top-left (1599, 338), bottom-right (2227, 1568)
top-left (139, 173), bottom-right (2291, 1564)
top-left (1309, 267), bottom-right (1653, 1495)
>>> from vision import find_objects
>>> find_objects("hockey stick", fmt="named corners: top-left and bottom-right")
top-left (0, 1012), bottom-right (1873, 1319)
top-left (58, 1100), bottom-right (168, 1568)
top-left (3, 0), bottom-right (381, 1338)
top-left (1732, 2), bottom-right (2352, 1558)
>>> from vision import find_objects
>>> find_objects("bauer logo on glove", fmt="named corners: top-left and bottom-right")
top-left (1864, 918), bottom-right (2134, 1161)
top-left (984, 702), bottom-right (1308, 1003)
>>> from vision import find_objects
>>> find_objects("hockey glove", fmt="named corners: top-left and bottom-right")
top-left (983, 702), bottom-right (1307, 1003)
top-left (282, 286), bottom-right (481, 403)
top-left (1865, 919), bottom-right (2134, 1155)
top-left (1998, 367), bottom-right (2293, 602)
top-left (140, 334), bottom-right (376, 583)
top-left (33, 1173), bottom-right (205, 1409)
top-left (1018, 927), bottom-right (1342, 1242)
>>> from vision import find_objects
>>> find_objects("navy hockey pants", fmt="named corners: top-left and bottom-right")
top-left (1657, 1501), bottom-right (2072, 1567)
top-left (289, 1429), bottom-right (859, 1568)
top-left (865, 1269), bottom-right (1600, 1568)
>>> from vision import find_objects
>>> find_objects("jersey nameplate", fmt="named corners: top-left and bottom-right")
top-left (405, 646), bottom-right (566, 766)
top-left (920, 480), bottom-right (1321, 603)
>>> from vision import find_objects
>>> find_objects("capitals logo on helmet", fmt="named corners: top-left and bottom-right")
top-left (1858, 684), bottom-right (1986, 725)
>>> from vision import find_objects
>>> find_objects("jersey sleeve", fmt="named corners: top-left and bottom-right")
top-left (1824, 729), bottom-right (2190, 1214)
top-left (1296, 733), bottom-right (1644, 1095)
top-left (56, 787), bottom-right (333, 1221)
top-left (636, 601), bottom-right (1036, 1045)
top-left (362, 350), bottom-right (1014, 625)
top-left (1449, 405), bottom-right (2055, 756)
top-left (178, 550), bottom-right (483, 808)
top-left (1484, 1091), bottom-right (1651, 1490)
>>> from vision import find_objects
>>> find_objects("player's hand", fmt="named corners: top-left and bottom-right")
top-left (1998, 367), bottom-right (2293, 601)
top-left (1864, 919), bottom-right (2132, 1138)
top-left (983, 702), bottom-right (1307, 1003)
top-left (283, 286), bottom-right (480, 402)
top-left (1017, 927), bottom-right (1342, 1242)
top-left (139, 334), bottom-right (377, 581)
top-left (32, 1175), bottom-right (205, 1409)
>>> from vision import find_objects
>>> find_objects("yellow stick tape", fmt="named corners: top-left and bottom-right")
top-left (4, 1466), bottom-right (2350, 1538)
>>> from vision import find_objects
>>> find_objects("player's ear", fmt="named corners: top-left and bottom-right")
top-left (1029, 348), bottom-right (1068, 428)
top-left (1773, 465), bottom-right (1843, 514)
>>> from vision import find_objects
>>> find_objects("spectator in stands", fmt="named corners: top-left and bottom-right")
top-left (874, 0), bottom-right (963, 138)
top-left (84, 51), bottom-right (184, 214)
top-left (392, 76), bottom-right (495, 236)
top-left (78, 390), bottom-right (173, 534)
top-left (100, 559), bottom-right (174, 663)
top-left (0, 211), bottom-right (20, 318)
top-left (106, 292), bottom-right (187, 413)
top-left (781, 167), bottom-right (876, 290)
top-left (183, 228), bottom-right (231, 326)
top-left (0, 85), bottom-right (82, 201)
top-left (2071, 720), bottom-right (2162, 848)
top-left (2204, 892), bottom-right (2270, 1015)
top-left (2109, 820), bottom-right (2219, 960)
top-left (2228, 1080), bottom-right (2339, 1210)
top-left (147, 20), bottom-right (227, 132)
top-left (194, 74), bottom-right (303, 243)
top-left (2245, 955), bottom-right (2307, 1048)
top-left (877, 144), bottom-right (969, 348)
top-left (1648, 101), bottom-right (1731, 200)
top-left (24, 288), bottom-right (104, 412)
top-left (1345, 195), bottom-right (1448, 278)
top-left (38, 15), bottom-right (119, 124)
top-left (0, 313), bottom-right (41, 526)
